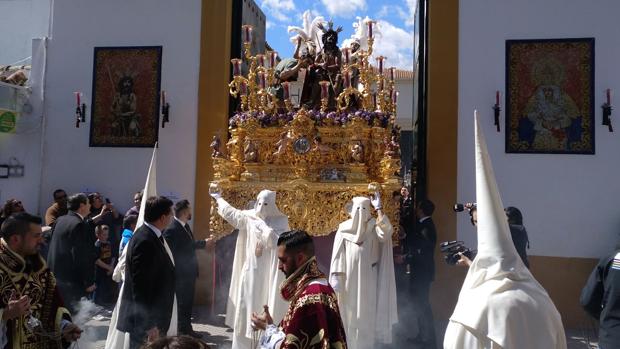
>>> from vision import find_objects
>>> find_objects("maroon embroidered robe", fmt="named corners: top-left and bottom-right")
top-left (0, 239), bottom-right (71, 349)
top-left (278, 257), bottom-right (347, 349)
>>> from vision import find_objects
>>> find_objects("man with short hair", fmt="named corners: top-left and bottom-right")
top-left (407, 199), bottom-right (437, 347)
top-left (125, 191), bottom-right (143, 218)
top-left (117, 196), bottom-right (177, 348)
top-left (0, 213), bottom-right (82, 348)
top-left (45, 189), bottom-right (68, 226)
top-left (251, 230), bottom-right (347, 349)
top-left (163, 199), bottom-right (214, 338)
top-left (47, 193), bottom-right (97, 311)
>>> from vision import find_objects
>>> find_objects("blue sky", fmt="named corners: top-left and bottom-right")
top-left (258, 0), bottom-right (416, 70)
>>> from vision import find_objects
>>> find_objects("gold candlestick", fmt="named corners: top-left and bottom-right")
top-left (284, 99), bottom-right (293, 112)
top-left (319, 81), bottom-right (331, 113)
top-left (320, 97), bottom-right (329, 113)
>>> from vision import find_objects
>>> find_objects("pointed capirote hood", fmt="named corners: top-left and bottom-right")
top-left (473, 112), bottom-right (525, 273)
top-left (446, 111), bottom-right (566, 349)
top-left (136, 143), bottom-right (158, 230)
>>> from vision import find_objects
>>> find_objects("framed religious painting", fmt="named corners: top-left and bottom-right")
top-left (90, 46), bottom-right (162, 147)
top-left (505, 38), bottom-right (594, 154)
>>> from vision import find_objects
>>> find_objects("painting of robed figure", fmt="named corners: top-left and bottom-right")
top-left (90, 46), bottom-right (162, 147)
top-left (506, 38), bottom-right (594, 154)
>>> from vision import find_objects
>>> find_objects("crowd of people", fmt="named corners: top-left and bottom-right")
top-left (0, 190), bottom-right (215, 348)
top-left (0, 117), bottom-right (619, 348)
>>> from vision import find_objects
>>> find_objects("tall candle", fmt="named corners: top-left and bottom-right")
top-left (282, 82), bottom-right (290, 100)
top-left (242, 25), bottom-right (253, 43)
top-left (270, 51), bottom-right (278, 68)
top-left (343, 71), bottom-right (351, 88)
top-left (75, 92), bottom-right (81, 106)
top-left (258, 72), bottom-right (266, 89)
top-left (392, 90), bottom-right (399, 104)
top-left (607, 88), bottom-right (612, 105)
top-left (240, 81), bottom-right (247, 95)
top-left (377, 56), bottom-right (385, 74)
top-left (379, 79), bottom-right (384, 91)
top-left (257, 54), bottom-right (265, 67)
top-left (342, 48), bottom-right (350, 65)
top-left (495, 91), bottom-right (500, 105)
top-left (161, 91), bottom-right (166, 105)
top-left (320, 81), bottom-right (329, 99)
top-left (231, 59), bottom-right (241, 76)
top-left (367, 21), bottom-right (374, 39)
top-left (372, 92), bottom-right (377, 108)
top-left (389, 67), bottom-right (396, 81)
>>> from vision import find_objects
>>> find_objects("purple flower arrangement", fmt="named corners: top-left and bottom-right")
top-left (229, 109), bottom-right (391, 128)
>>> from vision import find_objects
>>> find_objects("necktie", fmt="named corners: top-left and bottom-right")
top-left (184, 224), bottom-right (194, 238)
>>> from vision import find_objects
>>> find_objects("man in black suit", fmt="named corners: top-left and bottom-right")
top-left (117, 196), bottom-right (176, 348)
top-left (47, 193), bottom-right (97, 311)
top-left (407, 199), bottom-right (437, 348)
top-left (163, 199), bottom-right (214, 338)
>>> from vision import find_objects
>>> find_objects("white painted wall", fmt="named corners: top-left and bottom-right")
top-left (458, 0), bottom-right (620, 258)
top-left (0, 0), bottom-right (51, 212)
top-left (36, 0), bottom-right (202, 214)
top-left (395, 78), bottom-right (414, 131)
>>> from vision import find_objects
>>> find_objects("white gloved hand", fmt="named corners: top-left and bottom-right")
top-left (370, 192), bottom-right (382, 210)
top-left (330, 275), bottom-right (342, 292)
top-left (210, 192), bottom-right (222, 200)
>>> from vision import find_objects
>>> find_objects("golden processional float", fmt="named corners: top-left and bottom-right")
top-left (209, 20), bottom-right (402, 240)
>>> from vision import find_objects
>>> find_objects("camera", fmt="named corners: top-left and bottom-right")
top-left (453, 202), bottom-right (476, 212)
top-left (440, 240), bottom-right (476, 265)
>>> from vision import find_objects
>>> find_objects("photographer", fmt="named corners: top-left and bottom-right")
top-left (88, 192), bottom-right (122, 257)
top-left (454, 204), bottom-right (529, 268)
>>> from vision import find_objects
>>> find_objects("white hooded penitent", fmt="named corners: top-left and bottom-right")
top-left (443, 112), bottom-right (566, 349)
top-left (214, 189), bottom-right (289, 349)
top-left (330, 196), bottom-right (398, 349)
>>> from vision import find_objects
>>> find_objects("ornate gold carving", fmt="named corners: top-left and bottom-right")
top-left (216, 23), bottom-right (403, 241)
top-left (209, 180), bottom-right (400, 240)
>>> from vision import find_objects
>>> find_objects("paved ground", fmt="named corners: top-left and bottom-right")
top-left (81, 306), bottom-right (598, 349)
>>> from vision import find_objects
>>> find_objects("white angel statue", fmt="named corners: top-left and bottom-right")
top-left (287, 10), bottom-right (326, 56)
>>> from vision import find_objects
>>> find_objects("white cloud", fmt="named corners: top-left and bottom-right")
top-left (378, 5), bottom-right (408, 22)
top-left (321, 0), bottom-right (366, 18)
top-left (372, 20), bottom-right (414, 70)
top-left (405, 0), bottom-right (416, 27)
top-left (266, 20), bottom-right (273, 29)
top-left (262, 0), bottom-right (296, 22)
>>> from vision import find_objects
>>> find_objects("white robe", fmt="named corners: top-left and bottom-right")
top-left (444, 113), bottom-right (566, 349)
top-left (330, 197), bottom-right (398, 349)
top-left (217, 195), bottom-right (288, 349)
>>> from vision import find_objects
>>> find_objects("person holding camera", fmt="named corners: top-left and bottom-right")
top-left (455, 204), bottom-right (529, 268)
top-left (88, 192), bottom-right (122, 256)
